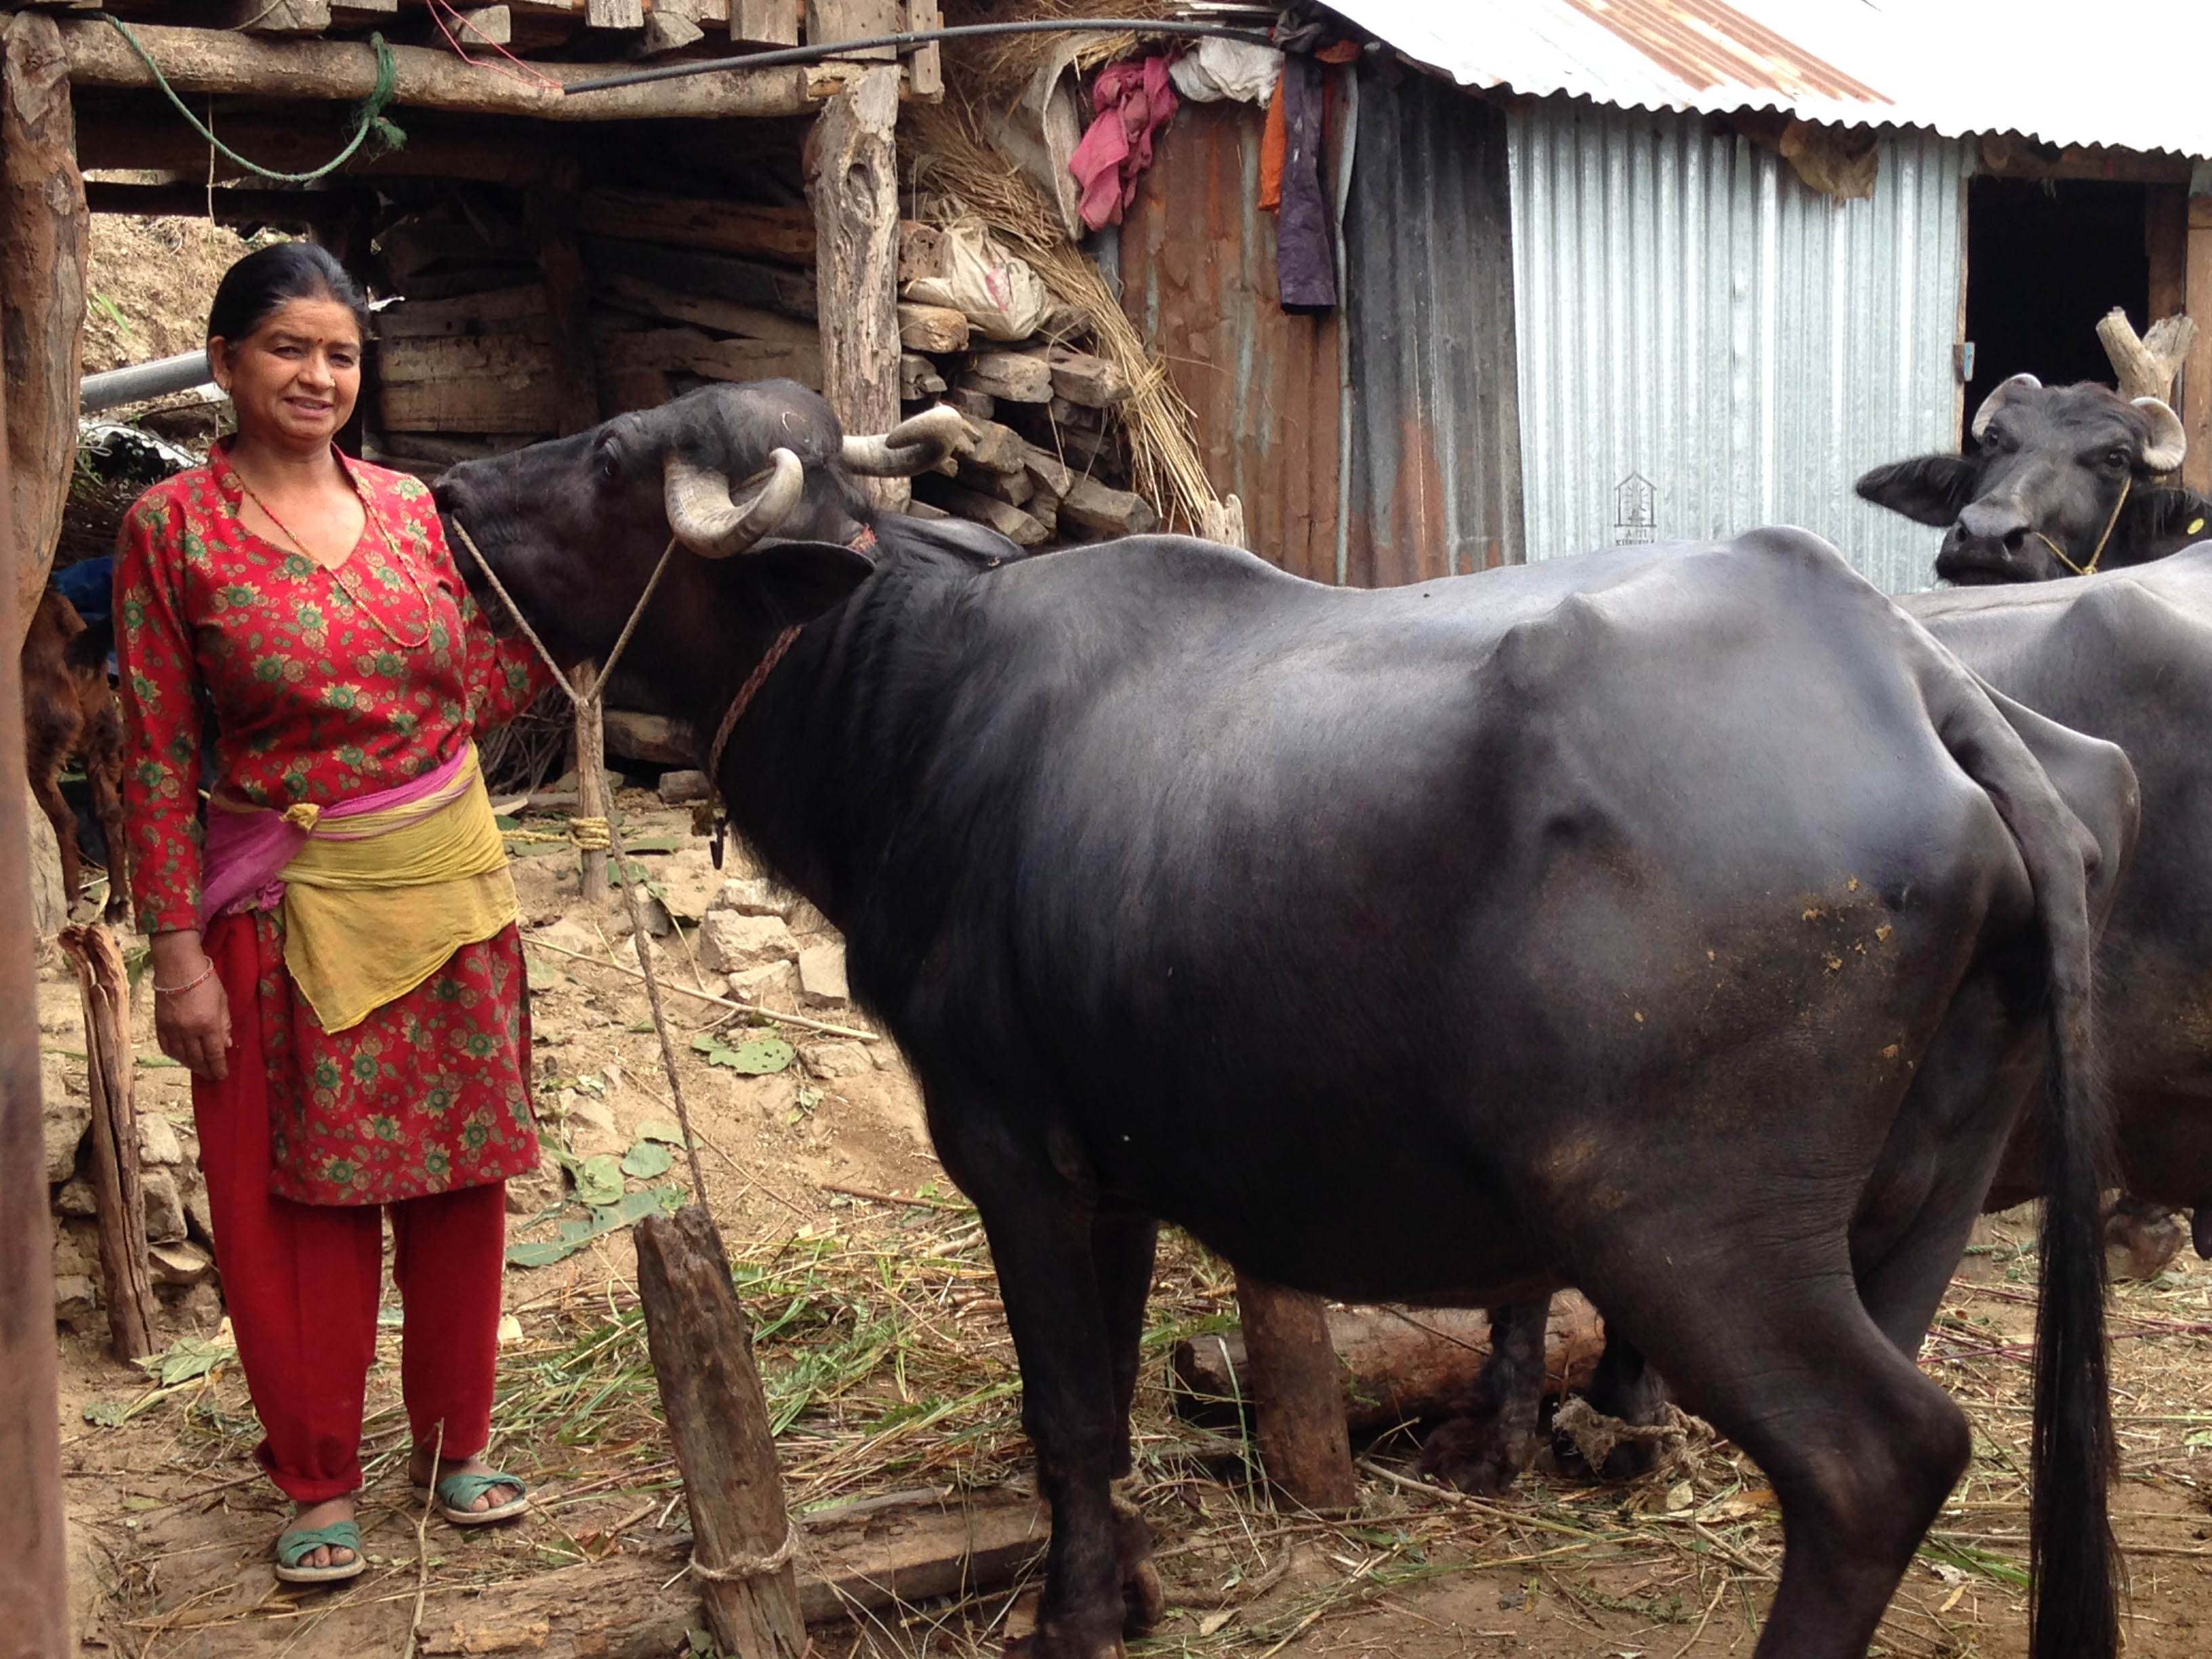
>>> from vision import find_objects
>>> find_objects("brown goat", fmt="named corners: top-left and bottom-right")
top-left (22, 586), bottom-right (129, 922)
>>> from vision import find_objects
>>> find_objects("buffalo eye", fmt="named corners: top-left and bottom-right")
top-left (594, 437), bottom-right (622, 483)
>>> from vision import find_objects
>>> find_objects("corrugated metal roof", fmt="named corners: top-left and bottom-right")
top-left (1330, 0), bottom-right (2212, 160)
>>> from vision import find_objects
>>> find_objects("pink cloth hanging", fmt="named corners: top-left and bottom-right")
top-left (1069, 55), bottom-right (1180, 232)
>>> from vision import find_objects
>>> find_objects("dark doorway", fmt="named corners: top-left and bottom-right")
top-left (1962, 178), bottom-right (2150, 445)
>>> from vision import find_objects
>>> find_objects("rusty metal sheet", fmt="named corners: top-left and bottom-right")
top-left (1118, 74), bottom-right (1523, 587)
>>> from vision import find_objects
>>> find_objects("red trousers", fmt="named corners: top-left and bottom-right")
top-left (195, 914), bottom-right (508, 1504)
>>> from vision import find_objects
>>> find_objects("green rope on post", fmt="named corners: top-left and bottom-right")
top-left (94, 13), bottom-right (406, 184)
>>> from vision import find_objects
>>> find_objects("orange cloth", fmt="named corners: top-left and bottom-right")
top-left (1258, 70), bottom-right (1288, 209)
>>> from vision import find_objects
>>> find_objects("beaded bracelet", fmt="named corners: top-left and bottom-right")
top-left (152, 960), bottom-right (218, 998)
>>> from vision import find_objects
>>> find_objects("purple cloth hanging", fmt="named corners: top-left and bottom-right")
top-left (1275, 55), bottom-right (1336, 312)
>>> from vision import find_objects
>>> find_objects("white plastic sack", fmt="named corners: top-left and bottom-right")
top-left (904, 221), bottom-right (1050, 344)
top-left (1168, 38), bottom-right (1283, 105)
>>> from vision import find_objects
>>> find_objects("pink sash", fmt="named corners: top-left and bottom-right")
top-left (199, 743), bottom-right (475, 925)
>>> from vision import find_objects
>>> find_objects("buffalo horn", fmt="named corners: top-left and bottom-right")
top-left (663, 449), bottom-right (803, 558)
top-left (1970, 371), bottom-right (2043, 441)
top-left (840, 405), bottom-right (972, 476)
top-left (2134, 396), bottom-right (2187, 472)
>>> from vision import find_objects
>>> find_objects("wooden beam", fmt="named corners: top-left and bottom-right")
top-left (529, 190), bottom-right (600, 436)
top-left (2184, 194), bottom-right (2212, 496)
top-left (596, 325), bottom-right (823, 388)
top-left (586, 0), bottom-right (644, 26)
top-left (418, 5), bottom-right (512, 49)
top-left (596, 271), bottom-right (817, 344)
top-left (2148, 184), bottom-right (2188, 326)
top-left (579, 189), bottom-right (815, 264)
top-left (76, 106), bottom-right (578, 186)
top-left (2, 12), bottom-right (87, 652)
top-left (218, 0), bottom-right (332, 33)
top-left (84, 178), bottom-right (345, 226)
top-left (729, 0), bottom-right (799, 46)
top-left (0, 337), bottom-right (70, 1659)
top-left (806, 62), bottom-right (903, 508)
top-left (60, 18), bottom-right (814, 121)
top-left (806, 0), bottom-right (898, 59)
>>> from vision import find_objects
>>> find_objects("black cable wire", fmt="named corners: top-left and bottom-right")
top-left (564, 17), bottom-right (1280, 96)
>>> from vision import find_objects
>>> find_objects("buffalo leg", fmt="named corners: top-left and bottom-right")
top-left (1418, 1299), bottom-right (1549, 1494)
top-left (1091, 1210), bottom-right (1163, 1635)
top-left (1599, 1273), bottom-right (1969, 1659)
top-left (968, 1185), bottom-right (1128, 1659)
top-left (1574, 1326), bottom-right (1671, 1480)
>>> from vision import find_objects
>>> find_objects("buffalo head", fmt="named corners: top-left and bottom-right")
top-left (1856, 376), bottom-right (2211, 584)
top-left (432, 381), bottom-right (970, 712)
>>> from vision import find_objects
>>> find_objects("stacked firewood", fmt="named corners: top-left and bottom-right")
top-left (364, 186), bottom-right (1160, 543)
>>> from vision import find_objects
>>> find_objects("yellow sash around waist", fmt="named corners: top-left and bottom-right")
top-left (279, 747), bottom-right (518, 1033)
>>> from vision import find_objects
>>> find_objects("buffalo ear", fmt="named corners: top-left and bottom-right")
top-left (2123, 485), bottom-right (2212, 548)
top-left (1855, 455), bottom-right (1978, 527)
top-left (739, 540), bottom-right (877, 623)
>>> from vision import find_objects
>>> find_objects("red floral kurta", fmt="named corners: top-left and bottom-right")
top-left (116, 443), bottom-right (552, 1205)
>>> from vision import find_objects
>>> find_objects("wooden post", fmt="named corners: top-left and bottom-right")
top-left (59, 925), bottom-right (158, 1361)
top-left (634, 1205), bottom-right (806, 1659)
top-left (806, 53), bottom-right (906, 511)
top-left (2184, 192), bottom-right (2212, 496)
top-left (2095, 307), bottom-right (2196, 405)
top-left (1, 11), bottom-right (87, 653)
top-left (1231, 1271), bottom-right (1359, 1514)
top-left (573, 661), bottom-right (609, 903)
top-left (0, 353), bottom-right (70, 1656)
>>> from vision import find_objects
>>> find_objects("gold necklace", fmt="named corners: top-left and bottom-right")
top-left (230, 466), bottom-right (434, 651)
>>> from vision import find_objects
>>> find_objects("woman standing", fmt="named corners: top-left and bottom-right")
top-left (116, 243), bottom-right (551, 1583)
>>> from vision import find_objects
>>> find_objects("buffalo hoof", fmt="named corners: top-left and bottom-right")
top-left (1418, 1412), bottom-right (1536, 1496)
top-left (2106, 1200), bottom-right (2186, 1281)
top-left (1004, 1621), bottom-right (1125, 1659)
top-left (1112, 1500), bottom-right (1164, 1635)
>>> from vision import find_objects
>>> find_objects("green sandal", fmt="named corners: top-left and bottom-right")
top-left (415, 1469), bottom-right (530, 1526)
top-left (274, 1519), bottom-right (365, 1585)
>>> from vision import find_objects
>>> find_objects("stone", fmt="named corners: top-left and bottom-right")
top-left (801, 1040), bottom-right (872, 1079)
top-left (185, 1184), bottom-right (214, 1244)
top-left (137, 1110), bottom-right (185, 1166)
top-left (54, 1275), bottom-right (96, 1322)
top-left (787, 900), bottom-right (830, 935)
top-left (649, 846), bottom-right (723, 921)
top-left (657, 769), bottom-right (712, 804)
top-left (797, 942), bottom-right (850, 1007)
top-left (697, 909), bottom-right (798, 975)
top-left (148, 1240), bottom-right (216, 1286)
top-left (43, 1056), bottom-right (89, 1185)
top-left (142, 1169), bottom-right (189, 1244)
top-left (871, 1042), bottom-right (908, 1073)
top-left (56, 1177), bottom-right (96, 1217)
top-left (28, 802), bottom-right (65, 937)
top-left (712, 875), bottom-right (796, 918)
top-left (51, 1227), bottom-right (92, 1280)
top-left (506, 1145), bottom-right (565, 1216)
top-left (726, 960), bottom-right (799, 1005)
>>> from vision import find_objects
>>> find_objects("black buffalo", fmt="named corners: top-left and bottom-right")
top-left (1856, 375), bottom-right (2211, 584)
top-left (436, 383), bottom-right (2135, 1659)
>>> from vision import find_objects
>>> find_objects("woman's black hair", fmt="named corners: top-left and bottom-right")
top-left (206, 241), bottom-right (372, 346)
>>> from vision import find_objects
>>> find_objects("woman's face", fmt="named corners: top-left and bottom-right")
top-left (209, 295), bottom-right (363, 453)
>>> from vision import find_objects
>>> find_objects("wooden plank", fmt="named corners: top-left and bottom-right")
top-left (962, 350), bottom-right (1052, 403)
top-left (2184, 215), bottom-right (2212, 495)
top-left (597, 271), bottom-right (819, 344)
top-left (531, 190), bottom-right (601, 436)
top-left (380, 371), bottom-right (560, 433)
top-left (2150, 186), bottom-right (2188, 327)
top-left (898, 352), bottom-right (944, 400)
top-left (3, 13), bottom-right (87, 648)
top-left (586, 0), bottom-right (645, 26)
top-left (911, 477), bottom-right (1047, 544)
top-left (903, 0), bottom-right (941, 99)
top-left (586, 233), bottom-right (817, 319)
top-left (597, 325), bottom-right (823, 388)
top-left (897, 300), bottom-right (967, 353)
top-left (378, 332), bottom-right (554, 384)
top-left (422, 5), bottom-right (512, 47)
top-left (59, 18), bottom-right (814, 121)
top-left (730, 0), bottom-right (800, 45)
top-left (375, 283), bottom-right (550, 339)
top-left (1047, 346), bottom-right (1130, 408)
top-left (1061, 474), bottom-right (1158, 536)
top-left (219, 0), bottom-right (331, 33)
top-left (806, 0), bottom-right (899, 58)
top-left (808, 62), bottom-right (904, 507)
top-left (579, 189), bottom-right (815, 264)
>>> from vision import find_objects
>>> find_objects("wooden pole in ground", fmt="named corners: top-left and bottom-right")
top-left (1231, 1271), bottom-right (1359, 1513)
top-left (634, 1204), bottom-right (806, 1658)
top-left (59, 924), bottom-right (158, 1361)
top-left (2184, 193), bottom-right (2212, 497)
top-left (573, 661), bottom-right (609, 903)
top-left (806, 38), bottom-right (905, 512)
top-left (2096, 306), bottom-right (2198, 407)
top-left (1, 11), bottom-right (86, 654)
top-left (0, 344), bottom-right (70, 1653)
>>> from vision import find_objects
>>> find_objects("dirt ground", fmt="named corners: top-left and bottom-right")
top-left (41, 800), bottom-right (2212, 1659)
top-left (83, 211), bottom-right (258, 375)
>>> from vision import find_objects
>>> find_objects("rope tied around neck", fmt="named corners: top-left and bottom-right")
top-left (2032, 474), bottom-right (2131, 577)
top-left (96, 13), bottom-right (407, 183)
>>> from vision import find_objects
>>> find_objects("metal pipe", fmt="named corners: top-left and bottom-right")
top-left (80, 350), bottom-right (216, 414)
top-left (0, 344), bottom-right (73, 1654)
top-left (564, 18), bottom-right (1277, 96)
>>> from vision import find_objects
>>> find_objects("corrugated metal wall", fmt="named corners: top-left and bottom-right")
top-left (1508, 99), bottom-right (1968, 593)
top-left (1118, 70), bottom-right (1523, 586)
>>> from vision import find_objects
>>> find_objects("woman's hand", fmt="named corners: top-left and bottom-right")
top-left (150, 930), bottom-right (232, 1082)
